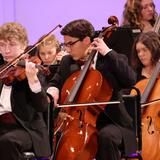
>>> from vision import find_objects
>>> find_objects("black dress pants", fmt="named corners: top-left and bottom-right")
top-left (0, 124), bottom-right (32, 160)
top-left (96, 124), bottom-right (123, 160)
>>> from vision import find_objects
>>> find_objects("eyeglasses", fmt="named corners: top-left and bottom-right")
top-left (61, 39), bottom-right (80, 48)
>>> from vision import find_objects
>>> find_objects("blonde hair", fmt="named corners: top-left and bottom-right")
top-left (0, 22), bottom-right (28, 47)
top-left (38, 34), bottom-right (60, 52)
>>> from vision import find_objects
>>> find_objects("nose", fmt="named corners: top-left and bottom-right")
top-left (44, 54), bottom-right (49, 59)
top-left (138, 50), bottom-right (144, 56)
top-left (4, 45), bottom-right (10, 53)
top-left (148, 6), bottom-right (153, 11)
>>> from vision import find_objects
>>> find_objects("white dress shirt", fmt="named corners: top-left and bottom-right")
top-left (0, 80), bottom-right (41, 115)
top-left (0, 85), bottom-right (12, 115)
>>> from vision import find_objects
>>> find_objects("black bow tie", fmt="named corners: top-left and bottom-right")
top-left (77, 60), bottom-right (86, 66)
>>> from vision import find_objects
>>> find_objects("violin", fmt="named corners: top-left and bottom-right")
top-left (0, 55), bottom-right (51, 85)
top-left (0, 24), bottom-right (62, 85)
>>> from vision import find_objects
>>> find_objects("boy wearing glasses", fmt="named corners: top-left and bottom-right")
top-left (48, 19), bottom-right (137, 160)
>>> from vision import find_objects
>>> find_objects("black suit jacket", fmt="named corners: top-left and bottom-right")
top-left (49, 50), bottom-right (137, 154)
top-left (0, 79), bottom-right (51, 157)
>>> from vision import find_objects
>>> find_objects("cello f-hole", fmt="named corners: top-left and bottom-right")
top-left (147, 116), bottom-right (154, 134)
top-left (77, 110), bottom-right (83, 127)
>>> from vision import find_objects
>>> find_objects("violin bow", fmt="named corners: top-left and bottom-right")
top-left (0, 24), bottom-right (62, 75)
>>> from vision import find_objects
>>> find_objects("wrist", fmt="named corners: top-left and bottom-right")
top-left (28, 76), bottom-right (41, 93)
top-left (28, 76), bottom-right (39, 84)
top-left (102, 48), bottom-right (112, 56)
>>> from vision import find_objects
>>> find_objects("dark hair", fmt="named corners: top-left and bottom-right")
top-left (131, 31), bottom-right (160, 70)
top-left (61, 19), bottom-right (95, 40)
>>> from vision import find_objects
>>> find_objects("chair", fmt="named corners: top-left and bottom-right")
top-left (23, 93), bottom-right (54, 160)
top-left (121, 87), bottom-right (143, 160)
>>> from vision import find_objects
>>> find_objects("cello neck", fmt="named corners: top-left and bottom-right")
top-left (66, 51), bottom-right (97, 103)
top-left (141, 61), bottom-right (160, 104)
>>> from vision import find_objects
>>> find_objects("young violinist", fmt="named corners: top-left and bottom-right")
top-left (0, 22), bottom-right (51, 160)
top-left (122, 0), bottom-right (158, 33)
top-left (47, 19), bottom-right (137, 160)
top-left (37, 34), bottom-right (67, 121)
top-left (37, 34), bottom-right (67, 87)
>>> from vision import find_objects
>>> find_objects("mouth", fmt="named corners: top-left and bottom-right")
top-left (148, 12), bottom-right (154, 18)
top-left (43, 61), bottom-right (52, 64)
top-left (3, 56), bottom-right (12, 60)
top-left (139, 57), bottom-right (146, 62)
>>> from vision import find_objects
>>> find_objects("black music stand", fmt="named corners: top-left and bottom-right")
top-left (121, 87), bottom-right (142, 160)
top-left (103, 26), bottom-right (141, 64)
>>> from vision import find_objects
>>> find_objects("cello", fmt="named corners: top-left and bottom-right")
top-left (54, 17), bottom-right (118, 160)
top-left (133, 61), bottom-right (160, 160)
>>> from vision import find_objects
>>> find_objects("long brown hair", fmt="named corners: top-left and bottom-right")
top-left (122, 0), bottom-right (157, 30)
top-left (131, 31), bottom-right (160, 71)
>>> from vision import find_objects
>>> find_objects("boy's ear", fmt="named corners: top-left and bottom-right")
top-left (83, 36), bottom-right (91, 45)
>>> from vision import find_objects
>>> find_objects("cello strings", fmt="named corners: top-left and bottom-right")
top-left (141, 98), bottom-right (160, 108)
